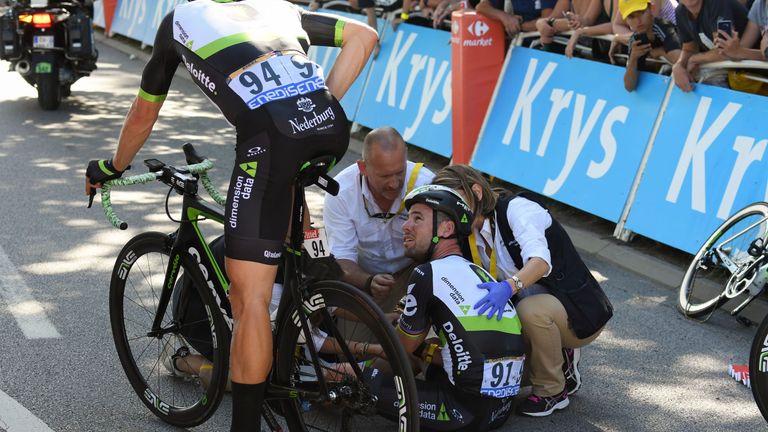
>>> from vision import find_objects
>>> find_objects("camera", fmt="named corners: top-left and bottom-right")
top-left (717, 18), bottom-right (733, 37)
top-left (634, 32), bottom-right (650, 45)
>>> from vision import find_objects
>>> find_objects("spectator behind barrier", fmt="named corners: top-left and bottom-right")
top-left (322, 127), bottom-right (434, 330)
top-left (476, 0), bottom-right (557, 38)
top-left (535, 0), bottom-right (592, 51)
top-left (397, 0), bottom-right (452, 29)
top-left (311, 0), bottom-right (403, 56)
top-left (671, 0), bottom-right (749, 92)
top-left (430, 0), bottom-right (467, 28)
top-left (619, 0), bottom-right (681, 91)
top-left (715, 0), bottom-right (768, 61)
top-left (609, 0), bottom-right (678, 63)
top-left (563, 0), bottom-right (620, 59)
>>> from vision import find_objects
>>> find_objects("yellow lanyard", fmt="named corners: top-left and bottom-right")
top-left (469, 229), bottom-right (497, 280)
top-left (396, 163), bottom-right (424, 214)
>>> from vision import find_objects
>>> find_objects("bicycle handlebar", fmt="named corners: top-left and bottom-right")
top-left (100, 159), bottom-right (226, 230)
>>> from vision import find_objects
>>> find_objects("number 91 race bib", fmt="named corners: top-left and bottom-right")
top-left (480, 356), bottom-right (524, 398)
top-left (228, 53), bottom-right (326, 110)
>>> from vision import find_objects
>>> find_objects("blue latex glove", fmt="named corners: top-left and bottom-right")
top-left (474, 280), bottom-right (513, 321)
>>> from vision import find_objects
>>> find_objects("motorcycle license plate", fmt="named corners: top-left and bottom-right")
top-left (33, 36), bottom-right (54, 49)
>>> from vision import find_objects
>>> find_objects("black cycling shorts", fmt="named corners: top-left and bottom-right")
top-left (371, 366), bottom-right (514, 432)
top-left (225, 89), bottom-right (349, 264)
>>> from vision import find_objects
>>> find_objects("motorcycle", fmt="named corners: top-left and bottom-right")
top-left (0, 0), bottom-right (97, 110)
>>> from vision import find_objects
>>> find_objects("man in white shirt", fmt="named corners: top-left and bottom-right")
top-left (323, 127), bottom-right (434, 314)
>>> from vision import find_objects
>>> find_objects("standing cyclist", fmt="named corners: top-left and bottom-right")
top-left (84, 1), bottom-right (377, 430)
top-left (373, 185), bottom-right (525, 431)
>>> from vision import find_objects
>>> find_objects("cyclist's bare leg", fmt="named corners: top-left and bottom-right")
top-left (227, 258), bottom-right (278, 431)
top-left (228, 259), bottom-right (276, 381)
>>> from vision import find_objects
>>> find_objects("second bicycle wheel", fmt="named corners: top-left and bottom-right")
top-left (273, 280), bottom-right (419, 432)
top-left (750, 313), bottom-right (768, 423)
top-left (109, 232), bottom-right (231, 427)
top-left (679, 203), bottom-right (768, 318)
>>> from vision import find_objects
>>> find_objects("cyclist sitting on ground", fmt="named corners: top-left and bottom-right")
top-left (84, 1), bottom-right (377, 430)
top-left (432, 165), bottom-right (613, 417)
top-left (370, 185), bottom-right (525, 432)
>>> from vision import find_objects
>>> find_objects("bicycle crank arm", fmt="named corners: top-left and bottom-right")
top-left (730, 293), bottom-right (761, 316)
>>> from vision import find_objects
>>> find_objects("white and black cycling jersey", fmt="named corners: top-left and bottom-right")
top-left (399, 255), bottom-right (526, 398)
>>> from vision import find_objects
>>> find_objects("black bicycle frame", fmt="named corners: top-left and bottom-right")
top-left (150, 192), bottom-right (233, 338)
top-left (144, 170), bottom-right (358, 403)
top-left (266, 179), bottom-right (365, 402)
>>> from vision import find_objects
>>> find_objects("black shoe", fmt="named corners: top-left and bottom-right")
top-left (562, 347), bottom-right (582, 395)
top-left (518, 390), bottom-right (569, 417)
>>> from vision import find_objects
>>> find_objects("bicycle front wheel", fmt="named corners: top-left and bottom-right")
top-left (679, 203), bottom-right (768, 318)
top-left (109, 232), bottom-right (230, 427)
top-left (749, 316), bottom-right (768, 421)
top-left (273, 280), bottom-right (419, 432)
top-left (751, 313), bottom-right (768, 423)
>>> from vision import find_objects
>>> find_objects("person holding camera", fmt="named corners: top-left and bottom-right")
top-left (619, 0), bottom-right (681, 91)
top-left (714, 0), bottom-right (768, 61)
top-left (671, 0), bottom-right (748, 92)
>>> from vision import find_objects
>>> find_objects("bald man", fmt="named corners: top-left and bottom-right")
top-left (323, 127), bottom-right (434, 315)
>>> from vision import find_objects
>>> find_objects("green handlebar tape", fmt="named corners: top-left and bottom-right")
top-left (101, 159), bottom-right (218, 230)
top-left (100, 160), bottom-right (219, 229)
top-left (201, 173), bottom-right (227, 206)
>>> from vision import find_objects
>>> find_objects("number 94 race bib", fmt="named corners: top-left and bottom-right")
top-left (480, 356), bottom-right (524, 398)
top-left (228, 53), bottom-right (326, 110)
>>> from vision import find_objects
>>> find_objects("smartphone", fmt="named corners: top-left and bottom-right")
top-left (634, 32), bottom-right (650, 45)
top-left (717, 19), bottom-right (733, 36)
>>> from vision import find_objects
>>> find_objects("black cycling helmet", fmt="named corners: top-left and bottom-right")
top-left (405, 184), bottom-right (474, 237)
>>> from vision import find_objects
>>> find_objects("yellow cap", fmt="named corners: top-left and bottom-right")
top-left (619, 0), bottom-right (651, 20)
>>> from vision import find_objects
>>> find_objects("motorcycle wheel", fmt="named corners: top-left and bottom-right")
top-left (37, 74), bottom-right (62, 110)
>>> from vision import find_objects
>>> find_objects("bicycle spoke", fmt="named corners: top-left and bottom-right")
top-left (125, 277), bottom-right (156, 321)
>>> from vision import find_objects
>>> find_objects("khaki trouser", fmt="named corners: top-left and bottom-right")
top-left (337, 263), bottom-right (415, 343)
top-left (517, 291), bottom-right (603, 397)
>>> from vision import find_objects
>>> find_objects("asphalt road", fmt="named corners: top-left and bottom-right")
top-left (0, 41), bottom-right (765, 431)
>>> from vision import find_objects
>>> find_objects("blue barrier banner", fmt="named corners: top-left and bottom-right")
top-left (625, 85), bottom-right (768, 254)
top-left (93, 0), bottom-right (105, 28)
top-left (110, 0), bottom-right (148, 41)
top-left (307, 9), bottom-right (383, 122)
top-left (471, 47), bottom-right (668, 222)
top-left (355, 23), bottom-right (452, 157)
top-left (140, 0), bottom-right (186, 46)
top-left (110, 0), bottom-right (184, 45)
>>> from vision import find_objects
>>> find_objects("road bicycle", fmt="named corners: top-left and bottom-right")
top-left (98, 143), bottom-right (419, 430)
top-left (750, 311), bottom-right (768, 423)
top-left (678, 202), bottom-right (768, 321)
